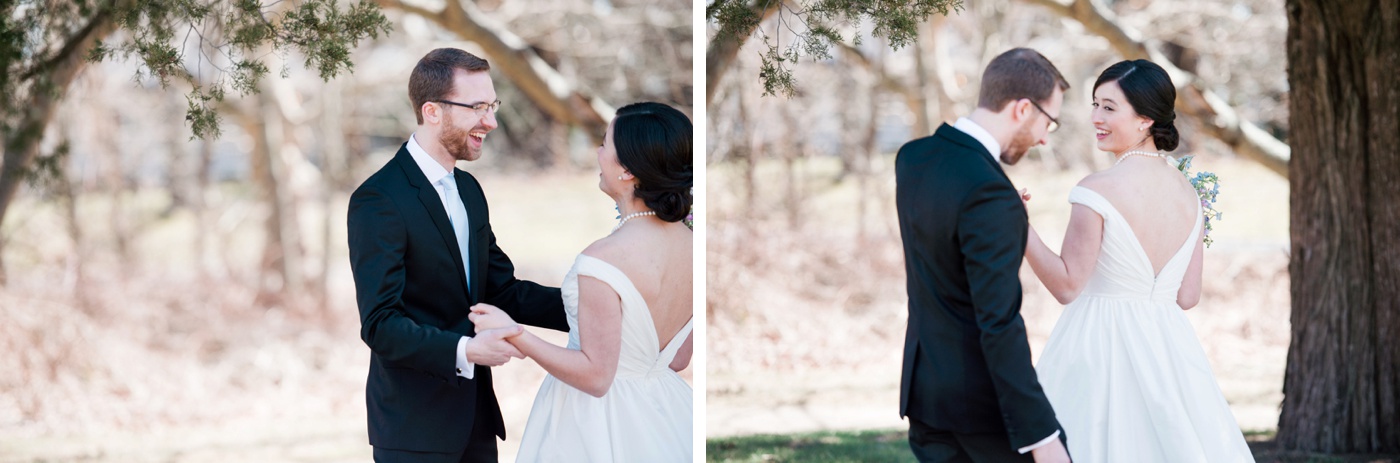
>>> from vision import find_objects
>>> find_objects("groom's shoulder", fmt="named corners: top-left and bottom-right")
top-left (354, 161), bottom-right (401, 191)
top-left (897, 126), bottom-right (985, 161)
top-left (350, 155), bottom-right (412, 202)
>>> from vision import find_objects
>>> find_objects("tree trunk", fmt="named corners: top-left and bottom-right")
top-left (317, 77), bottom-right (346, 321)
top-left (911, 24), bottom-right (932, 139)
top-left (196, 136), bottom-right (214, 282)
top-left (244, 89), bottom-right (301, 308)
top-left (1278, 0), bottom-right (1400, 453)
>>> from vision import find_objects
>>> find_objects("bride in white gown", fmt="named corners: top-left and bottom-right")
top-left (469, 102), bottom-right (694, 462)
top-left (1023, 60), bottom-right (1253, 462)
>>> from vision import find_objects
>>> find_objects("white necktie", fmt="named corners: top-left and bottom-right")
top-left (438, 175), bottom-right (471, 293)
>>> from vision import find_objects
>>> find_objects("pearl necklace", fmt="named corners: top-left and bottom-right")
top-left (1115, 150), bottom-right (1168, 166)
top-left (613, 211), bottom-right (656, 232)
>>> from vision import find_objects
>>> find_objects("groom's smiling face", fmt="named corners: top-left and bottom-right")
top-left (439, 70), bottom-right (499, 162)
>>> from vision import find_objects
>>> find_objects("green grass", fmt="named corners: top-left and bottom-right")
top-left (707, 429), bottom-right (915, 463)
top-left (708, 428), bottom-right (1400, 463)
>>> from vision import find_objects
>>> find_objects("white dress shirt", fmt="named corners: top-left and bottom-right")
top-left (952, 117), bottom-right (1002, 163)
top-left (405, 134), bottom-right (478, 380)
top-left (949, 118), bottom-right (1060, 454)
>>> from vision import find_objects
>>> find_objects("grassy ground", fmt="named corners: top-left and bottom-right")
top-left (707, 429), bottom-right (1400, 463)
top-left (708, 429), bottom-right (914, 463)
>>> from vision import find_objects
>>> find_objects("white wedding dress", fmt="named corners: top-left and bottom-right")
top-left (1035, 187), bottom-right (1253, 462)
top-left (515, 254), bottom-right (693, 462)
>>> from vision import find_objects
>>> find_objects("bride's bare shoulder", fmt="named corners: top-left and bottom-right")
top-left (1075, 170), bottom-right (1118, 194)
top-left (581, 234), bottom-right (627, 263)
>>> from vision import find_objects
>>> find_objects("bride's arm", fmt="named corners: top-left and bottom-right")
top-left (1025, 204), bottom-right (1105, 304)
top-left (475, 276), bottom-right (624, 398)
top-left (1176, 222), bottom-right (1205, 310)
top-left (669, 332), bottom-right (692, 372)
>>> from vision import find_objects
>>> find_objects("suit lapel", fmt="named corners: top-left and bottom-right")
top-left (934, 123), bottom-right (1012, 182)
top-left (393, 147), bottom-right (471, 298)
top-left (455, 169), bottom-right (488, 304)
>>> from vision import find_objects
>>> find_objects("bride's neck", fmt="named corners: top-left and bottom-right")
top-left (616, 197), bottom-right (651, 217)
top-left (1113, 136), bottom-right (1161, 158)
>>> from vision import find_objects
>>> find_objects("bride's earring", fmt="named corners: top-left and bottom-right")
top-left (617, 175), bottom-right (625, 180)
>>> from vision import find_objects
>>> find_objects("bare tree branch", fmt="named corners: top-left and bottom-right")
top-left (705, 0), bottom-right (786, 107)
top-left (1022, 0), bottom-right (1290, 177)
top-left (377, 0), bottom-right (613, 144)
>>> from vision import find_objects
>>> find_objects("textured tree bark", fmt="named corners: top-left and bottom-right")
top-left (1279, 0), bottom-right (1400, 453)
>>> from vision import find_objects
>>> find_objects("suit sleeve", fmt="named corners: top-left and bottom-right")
top-left (348, 185), bottom-right (461, 379)
top-left (480, 227), bottom-right (570, 332)
top-left (957, 180), bottom-right (1062, 450)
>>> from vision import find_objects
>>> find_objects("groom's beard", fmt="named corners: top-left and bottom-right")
top-left (1000, 120), bottom-right (1037, 165)
top-left (442, 112), bottom-right (484, 162)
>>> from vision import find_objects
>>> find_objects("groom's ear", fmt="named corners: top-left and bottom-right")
top-left (1011, 99), bottom-right (1033, 123)
top-left (421, 101), bottom-right (442, 126)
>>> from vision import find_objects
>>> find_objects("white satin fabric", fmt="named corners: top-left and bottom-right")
top-left (1036, 186), bottom-right (1253, 462)
top-left (516, 254), bottom-right (693, 462)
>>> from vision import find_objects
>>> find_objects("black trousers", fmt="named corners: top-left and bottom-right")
top-left (372, 417), bottom-right (497, 463)
top-left (908, 417), bottom-right (1043, 463)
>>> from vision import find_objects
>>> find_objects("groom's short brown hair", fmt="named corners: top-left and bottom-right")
top-left (977, 48), bottom-right (1070, 111)
top-left (409, 48), bottom-right (491, 124)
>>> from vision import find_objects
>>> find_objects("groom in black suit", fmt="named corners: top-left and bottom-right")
top-left (348, 48), bottom-right (569, 463)
top-left (895, 48), bottom-right (1072, 462)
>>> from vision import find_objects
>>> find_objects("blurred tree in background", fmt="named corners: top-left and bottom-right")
top-left (0, 0), bottom-right (391, 284)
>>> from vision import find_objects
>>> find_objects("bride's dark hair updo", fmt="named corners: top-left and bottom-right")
top-left (1094, 59), bottom-right (1180, 151)
top-left (613, 102), bottom-right (693, 223)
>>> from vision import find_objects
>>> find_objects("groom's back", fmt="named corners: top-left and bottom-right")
top-left (895, 126), bottom-right (1019, 311)
top-left (894, 124), bottom-right (1036, 432)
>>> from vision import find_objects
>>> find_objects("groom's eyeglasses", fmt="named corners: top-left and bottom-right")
top-left (1026, 99), bottom-right (1060, 133)
top-left (436, 99), bottom-right (502, 116)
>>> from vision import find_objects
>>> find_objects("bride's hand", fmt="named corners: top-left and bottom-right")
top-left (1018, 187), bottom-right (1032, 206)
top-left (469, 303), bottom-right (520, 335)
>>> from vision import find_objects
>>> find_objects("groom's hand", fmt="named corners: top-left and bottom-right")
top-left (469, 303), bottom-right (519, 333)
top-left (465, 327), bottom-right (526, 367)
top-left (1031, 438), bottom-right (1070, 463)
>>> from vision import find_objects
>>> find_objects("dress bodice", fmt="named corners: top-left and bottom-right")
top-left (1068, 186), bottom-right (1202, 303)
top-left (560, 254), bottom-right (693, 379)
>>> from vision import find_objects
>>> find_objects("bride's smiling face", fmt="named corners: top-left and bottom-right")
top-left (597, 121), bottom-right (630, 199)
top-left (1091, 80), bottom-right (1154, 154)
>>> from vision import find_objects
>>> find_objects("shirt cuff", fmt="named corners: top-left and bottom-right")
top-left (1018, 430), bottom-right (1060, 454)
top-left (455, 336), bottom-right (475, 379)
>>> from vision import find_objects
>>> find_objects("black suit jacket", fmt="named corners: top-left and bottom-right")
top-left (894, 123), bottom-right (1061, 450)
top-left (347, 143), bottom-right (568, 454)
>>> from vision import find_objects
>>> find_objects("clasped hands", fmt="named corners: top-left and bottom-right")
top-left (464, 303), bottom-right (525, 367)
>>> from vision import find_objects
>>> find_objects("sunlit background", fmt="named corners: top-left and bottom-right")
top-left (0, 0), bottom-right (690, 461)
top-left (706, 0), bottom-right (1288, 445)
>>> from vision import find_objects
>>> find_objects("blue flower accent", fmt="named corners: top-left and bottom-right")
top-left (1175, 155), bottom-right (1223, 248)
